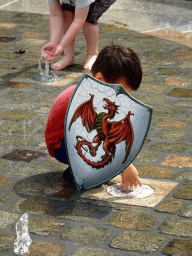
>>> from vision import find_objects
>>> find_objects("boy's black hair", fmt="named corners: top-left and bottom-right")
top-left (91, 45), bottom-right (142, 91)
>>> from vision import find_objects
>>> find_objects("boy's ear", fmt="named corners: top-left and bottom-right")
top-left (94, 72), bottom-right (106, 82)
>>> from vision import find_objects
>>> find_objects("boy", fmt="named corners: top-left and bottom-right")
top-left (43, 0), bottom-right (116, 71)
top-left (45, 45), bottom-right (143, 189)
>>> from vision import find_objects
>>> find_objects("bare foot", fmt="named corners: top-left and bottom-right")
top-left (83, 54), bottom-right (98, 70)
top-left (51, 56), bottom-right (74, 71)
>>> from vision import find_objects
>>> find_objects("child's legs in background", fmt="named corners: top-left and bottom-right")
top-left (51, 10), bottom-right (75, 70)
top-left (83, 22), bottom-right (99, 70)
top-left (83, 0), bottom-right (117, 70)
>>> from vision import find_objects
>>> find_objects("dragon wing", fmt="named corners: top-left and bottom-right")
top-left (69, 94), bottom-right (97, 133)
top-left (108, 111), bottom-right (134, 163)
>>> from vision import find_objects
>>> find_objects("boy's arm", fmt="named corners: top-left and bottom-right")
top-left (45, 6), bottom-right (89, 61)
top-left (42, 1), bottom-right (64, 54)
top-left (121, 164), bottom-right (142, 189)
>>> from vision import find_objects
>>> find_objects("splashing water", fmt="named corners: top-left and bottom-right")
top-left (31, 53), bottom-right (60, 82)
top-left (14, 213), bottom-right (32, 255)
top-left (107, 183), bottom-right (154, 199)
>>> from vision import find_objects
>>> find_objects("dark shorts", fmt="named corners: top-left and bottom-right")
top-left (61, 0), bottom-right (116, 25)
top-left (53, 139), bottom-right (68, 164)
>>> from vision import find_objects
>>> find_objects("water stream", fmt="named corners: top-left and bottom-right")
top-left (31, 53), bottom-right (61, 83)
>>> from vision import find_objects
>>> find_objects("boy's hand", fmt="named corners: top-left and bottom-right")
top-left (42, 42), bottom-right (59, 61)
top-left (121, 164), bottom-right (142, 189)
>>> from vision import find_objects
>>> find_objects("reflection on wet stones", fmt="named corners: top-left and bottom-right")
top-left (2, 149), bottom-right (46, 162)
top-left (13, 171), bottom-right (77, 200)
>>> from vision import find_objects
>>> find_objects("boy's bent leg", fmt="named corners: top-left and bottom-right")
top-left (51, 10), bottom-right (75, 71)
top-left (54, 140), bottom-right (74, 184)
top-left (83, 22), bottom-right (98, 70)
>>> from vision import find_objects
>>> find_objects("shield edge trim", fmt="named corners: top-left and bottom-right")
top-left (64, 74), bottom-right (152, 191)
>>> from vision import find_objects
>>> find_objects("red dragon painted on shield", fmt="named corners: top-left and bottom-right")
top-left (69, 94), bottom-right (134, 168)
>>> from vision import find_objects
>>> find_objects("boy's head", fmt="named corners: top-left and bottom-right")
top-left (91, 45), bottom-right (142, 92)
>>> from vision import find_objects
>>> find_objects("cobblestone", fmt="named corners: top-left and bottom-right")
top-left (0, 2), bottom-right (192, 255)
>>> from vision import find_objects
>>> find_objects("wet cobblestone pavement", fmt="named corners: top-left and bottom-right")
top-left (0, 5), bottom-right (192, 256)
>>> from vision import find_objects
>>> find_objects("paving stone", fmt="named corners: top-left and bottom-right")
top-left (6, 163), bottom-right (52, 176)
top-left (33, 128), bottom-right (46, 137)
top-left (61, 225), bottom-right (112, 244)
top-left (186, 71), bottom-right (192, 77)
top-left (137, 95), bottom-right (169, 105)
top-left (26, 218), bottom-right (66, 236)
top-left (0, 175), bottom-right (12, 189)
top-left (159, 217), bottom-right (192, 237)
top-left (174, 171), bottom-right (192, 183)
top-left (137, 84), bottom-right (167, 94)
top-left (143, 51), bottom-right (173, 59)
top-left (178, 61), bottom-right (192, 69)
top-left (169, 88), bottom-right (192, 98)
top-left (0, 195), bottom-right (13, 203)
top-left (173, 185), bottom-right (192, 200)
top-left (11, 198), bottom-right (53, 216)
top-left (71, 246), bottom-right (116, 256)
top-left (111, 230), bottom-right (166, 253)
top-left (174, 54), bottom-right (192, 59)
top-left (0, 211), bottom-right (19, 229)
top-left (154, 118), bottom-right (192, 129)
top-left (163, 77), bottom-right (192, 86)
top-left (21, 31), bottom-right (45, 38)
top-left (43, 158), bottom-right (67, 169)
top-left (158, 67), bottom-right (181, 75)
top-left (57, 205), bottom-right (108, 223)
top-left (107, 211), bottom-right (155, 230)
top-left (0, 160), bottom-right (8, 170)
top-left (174, 100), bottom-right (192, 108)
top-left (0, 121), bottom-right (34, 134)
top-left (12, 171), bottom-right (77, 200)
top-left (28, 240), bottom-right (64, 256)
top-left (57, 205), bottom-right (95, 222)
top-left (153, 107), bottom-right (182, 117)
top-left (150, 142), bottom-right (189, 153)
top-left (3, 91), bottom-right (36, 102)
top-left (101, 24), bottom-right (127, 33)
top-left (0, 44), bottom-right (11, 50)
top-left (157, 130), bottom-right (188, 141)
top-left (0, 232), bottom-right (16, 251)
top-left (155, 200), bottom-right (185, 214)
top-left (0, 60), bottom-right (26, 70)
top-left (0, 102), bottom-right (35, 110)
top-left (36, 141), bottom-right (47, 150)
top-left (4, 82), bottom-right (29, 88)
top-left (186, 113), bottom-right (192, 120)
top-left (33, 116), bottom-right (48, 126)
top-left (141, 65), bottom-right (154, 72)
top-left (161, 155), bottom-right (192, 168)
top-left (0, 22), bottom-right (16, 28)
top-left (0, 146), bottom-right (6, 154)
top-left (135, 150), bottom-right (158, 163)
top-left (0, 52), bottom-right (21, 60)
top-left (142, 75), bottom-right (157, 82)
top-left (16, 38), bottom-right (47, 46)
top-left (35, 107), bottom-right (50, 114)
top-left (0, 110), bottom-right (36, 121)
top-left (136, 165), bottom-right (174, 178)
top-left (179, 204), bottom-right (192, 218)
top-left (1, 135), bottom-right (33, 146)
top-left (163, 239), bottom-right (192, 256)
top-left (82, 177), bottom-right (178, 208)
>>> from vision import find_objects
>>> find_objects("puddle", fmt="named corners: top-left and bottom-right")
top-left (107, 183), bottom-right (154, 199)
